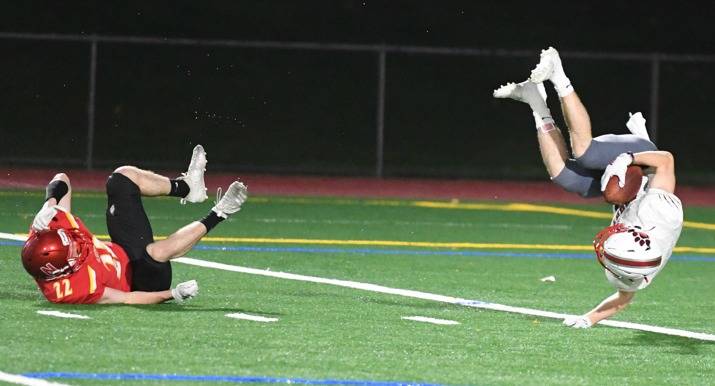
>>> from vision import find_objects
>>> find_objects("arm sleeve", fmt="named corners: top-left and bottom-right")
top-left (45, 180), bottom-right (69, 202)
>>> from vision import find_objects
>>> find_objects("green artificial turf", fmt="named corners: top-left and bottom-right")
top-left (0, 189), bottom-right (713, 385)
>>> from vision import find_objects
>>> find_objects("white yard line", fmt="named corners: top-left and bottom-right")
top-left (402, 316), bottom-right (460, 325)
top-left (175, 257), bottom-right (715, 342)
top-left (0, 371), bottom-right (70, 386)
top-left (36, 311), bottom-right (91, 320)
top-left (0, 232), bottom-right (28, 241)
top-left (1, 231), bottom-right (713, 341)
top-left (225, 313), bottom-right (279, 322)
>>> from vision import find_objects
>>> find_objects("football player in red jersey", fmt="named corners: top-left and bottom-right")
top-left (21, 145), bottom-right (248, 304)
top-left (493, 47), bottom-right (683, 328)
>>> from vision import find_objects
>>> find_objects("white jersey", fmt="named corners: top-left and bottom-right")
top-left (606, 188), bottom-right (684, 291)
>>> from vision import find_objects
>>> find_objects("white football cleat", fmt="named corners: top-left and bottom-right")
top-left (178, 144), bottom-right (208, 204)
top-left (626, 112), bottom-right (651, 141)
top-left (530, 46), bottom-right (564, 84)
top-left (212, 181), bottom-right (248, 218)
top-left (493, 82), bottom-right (518, 99)
top-left (493, 80), bottom-right (546, 103)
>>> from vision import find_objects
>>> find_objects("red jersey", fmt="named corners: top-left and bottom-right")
top-left (31, 208), bottom-right (132, 304)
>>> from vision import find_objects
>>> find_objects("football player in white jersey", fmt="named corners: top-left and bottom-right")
top-left (493, 47), bottom-right (684, 328)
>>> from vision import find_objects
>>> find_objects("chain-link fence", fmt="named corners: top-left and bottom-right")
top-left (2, 33), bottom-right (714, 183)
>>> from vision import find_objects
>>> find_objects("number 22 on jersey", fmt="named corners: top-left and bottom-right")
top-left (52, 279), bottom-right (73, 299)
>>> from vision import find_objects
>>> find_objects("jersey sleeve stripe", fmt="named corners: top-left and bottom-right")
top-left (666, 196), bottom-right (681, 208)
top-left (88, 266), bottom-right (97, 294)
top-left (63, 211), bottom-right (80, 229)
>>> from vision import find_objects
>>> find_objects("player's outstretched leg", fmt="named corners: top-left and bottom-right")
top-left (147, 180), bottom-right (248, 262)
top-left (494, 80), bottom-right (571, 180)
top-left (109, 145), bottom-right (208, 202)
top-left (493, 75), bottom-right (600, 197)
top-left (529, 47), bottom-right (593, 158)
top-left (493, 80), bottom-right (554, 129)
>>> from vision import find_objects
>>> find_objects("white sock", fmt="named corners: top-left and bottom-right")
top-left (527, 93), bottom-right (554, 129)
top-left (520, 82), bottom-right (555, 129)
top-left (532, 111), bottom-right (555, 130)
top-left (551, 71), bottom-right (574, 97)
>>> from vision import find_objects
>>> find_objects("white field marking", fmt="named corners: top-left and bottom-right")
top-left (174, 257), bottom-right (715, 342)
top-left (1, 232), bottom-right (713, 341)
top-left (225, 312), bottom-right (279, 322)
top-left (0, 371), bottom-right (70, 386)
top-left (0, 232), bottom-right (28, 241)
top-left (37, 310), bottom-right (91, 320)
top-left (402, 316), bottom-right (460, 325)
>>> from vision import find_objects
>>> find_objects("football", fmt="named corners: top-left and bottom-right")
top-left (602, 165), bottom-right (644, 205)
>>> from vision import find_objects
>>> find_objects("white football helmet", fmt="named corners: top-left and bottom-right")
top-left (593, 223), bottom-right (662, 279)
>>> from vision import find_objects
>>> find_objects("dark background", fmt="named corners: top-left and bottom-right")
top-left (1, 1), bottom-right (714, 182)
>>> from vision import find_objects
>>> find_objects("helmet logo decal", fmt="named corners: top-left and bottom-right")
top-left (57, 229), bottom-right (70, 246)
top-left (39, 262), bottom-right (71, 278)
top-left (39, 263), bottom-right (59, 276)
top-left (628, 228), bottom-right (652, 250)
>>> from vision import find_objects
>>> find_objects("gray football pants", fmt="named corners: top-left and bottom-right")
top-left (552, 134), bottom-right (657, 198)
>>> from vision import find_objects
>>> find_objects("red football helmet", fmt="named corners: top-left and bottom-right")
top-left (21, 228), bottom-right (94, 281)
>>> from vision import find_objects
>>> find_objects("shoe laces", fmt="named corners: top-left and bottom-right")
top-left (214, 187), bottom-right (223, 206)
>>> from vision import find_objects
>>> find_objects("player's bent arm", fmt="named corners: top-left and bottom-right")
top-left (98, 287), bottom-right (173, 304)
top-left (632, 151), bottom-right (675, 193)
top-left (97, 280), bottom-right (198, 304)
top-left (46, 173), bottom-right (73, 213)
top-left (585, 290), bottom-right (635, 325)
top-left (32, 174), bottom-right (74, 231)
